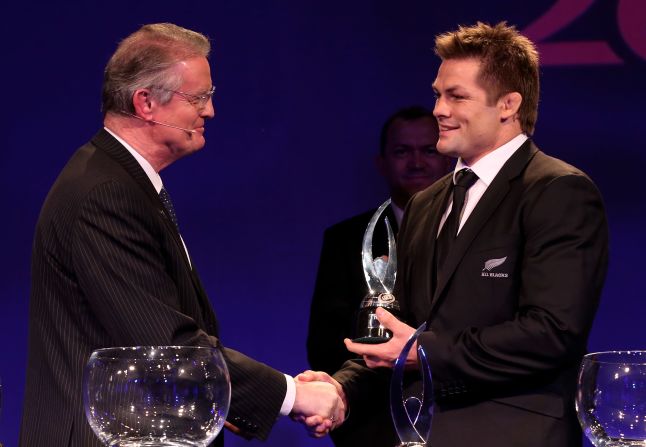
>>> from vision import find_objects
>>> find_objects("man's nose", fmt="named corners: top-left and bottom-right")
top-left (433, 96), bottom-right (448, 118)
top-left (408, 150), bottom-right (425, 168)
top-left (201, 97), bottom-right (216, 119)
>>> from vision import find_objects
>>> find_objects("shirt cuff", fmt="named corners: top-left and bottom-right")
top-left (279, 374), bottom-right (296, 416)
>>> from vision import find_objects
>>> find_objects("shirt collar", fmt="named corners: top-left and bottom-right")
top-left (454, 133), bottom-right (528, 186)
top-left (104, 126), bottom-right (163, 193)
top-left (390, 200), bottom-right (405, 227)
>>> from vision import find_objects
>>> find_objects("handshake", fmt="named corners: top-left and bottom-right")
top-left (290, 370), bottom-right (347, 438)
top-left (287, 308), bottom-right (416, 438)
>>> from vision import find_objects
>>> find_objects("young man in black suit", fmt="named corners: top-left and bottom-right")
top-left (307, 22), bottom-right (609, 446)
top-left (21, 23), bottom-right (343, 446)
top-left (306, 106), bottom-right (450, 446)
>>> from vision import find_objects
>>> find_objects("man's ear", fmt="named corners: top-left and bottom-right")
top-left (132, 88), bottom-right (154, 119)
top-left (499, 91), bottom-right (522, 123)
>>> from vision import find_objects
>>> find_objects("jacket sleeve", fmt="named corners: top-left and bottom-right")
top-left (71, 179), bottom-right (285, 440)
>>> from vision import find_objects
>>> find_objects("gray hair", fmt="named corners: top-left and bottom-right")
top-left (102, 23), bottom-right (210, 115)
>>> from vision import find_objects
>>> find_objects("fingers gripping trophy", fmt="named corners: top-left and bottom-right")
top-left (354, 199), bottom-right (401, 344)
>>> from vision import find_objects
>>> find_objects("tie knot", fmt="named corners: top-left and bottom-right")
top-left (454, 169), bottom-right (478, 189)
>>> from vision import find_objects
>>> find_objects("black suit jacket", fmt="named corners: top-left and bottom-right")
top-left (307, 205), bottom-right (399, 447)
top-left (336, 140), bottom-right (609, 447)
top-left (21, 130), bottom-right (286, 446)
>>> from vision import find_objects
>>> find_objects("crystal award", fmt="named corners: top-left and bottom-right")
top-left (354, 199), bottom-right (401, 343)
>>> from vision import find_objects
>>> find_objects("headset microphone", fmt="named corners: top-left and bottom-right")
top-left (122, 112), bottom-right (197, 134)
top-left (148, 119), bottom-right (197, 134)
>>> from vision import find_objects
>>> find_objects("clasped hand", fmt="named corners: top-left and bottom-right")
top-left (290, 308), bottom-right (418, 437)
top-left (290, 370), bottom-right (346, 437)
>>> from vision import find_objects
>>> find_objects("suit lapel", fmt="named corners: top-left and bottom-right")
top-left (92, 130), bottom-right (189, 259)
top-left (407, 175), bottom-right (452, 318)
top-left (91, 129), bottom-right (217, 332)
top-left (428, 177), bottom-right (453, 284)
top-left (430, 140), bottom-right (539, 314)
top-left (92, 129), bottom-right (160, 203)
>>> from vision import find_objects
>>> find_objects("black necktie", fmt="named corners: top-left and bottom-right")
top-left (159, 187), bottom-right (179, 230)
top-left (435, 168), bottom-right (479, 268)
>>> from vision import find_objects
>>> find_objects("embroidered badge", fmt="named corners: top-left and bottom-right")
top-left (481, 256), bottom-right (509, 278)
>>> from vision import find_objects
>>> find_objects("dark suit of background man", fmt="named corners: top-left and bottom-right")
top-left (306, 107), bottom-right (451, 446)
top-left (329, 22), bottom-right (609, 447)
top-left (21, 23), bottom-right (344, 447)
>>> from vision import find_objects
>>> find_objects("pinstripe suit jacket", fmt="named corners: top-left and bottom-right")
top-left (21, 129), bottom-right (286, 446)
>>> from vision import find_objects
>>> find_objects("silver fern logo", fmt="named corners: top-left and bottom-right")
top-left (481, 256), bottom-right (509, 278)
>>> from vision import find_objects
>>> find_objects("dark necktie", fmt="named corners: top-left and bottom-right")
top-left (159, 187), bottom-right (179, 230)
top-left (435, 168), bottom-right (479, 268)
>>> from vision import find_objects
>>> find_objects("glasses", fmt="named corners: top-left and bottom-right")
top-left (157, 85), bottom-right (215, 109)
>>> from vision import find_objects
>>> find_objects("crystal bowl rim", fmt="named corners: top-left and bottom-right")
top-left (583, 350), bottom-right (646, 365)
top-left (89, 345), bottom-right (221, 360)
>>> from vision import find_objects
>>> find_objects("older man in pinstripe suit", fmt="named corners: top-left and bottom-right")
top-left (21, 23), bottom-right (344, 446)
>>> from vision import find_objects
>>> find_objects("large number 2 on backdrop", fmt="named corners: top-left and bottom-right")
top-left (522, 0), bottom-right (646, 65)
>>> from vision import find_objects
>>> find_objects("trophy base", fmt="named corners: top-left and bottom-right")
top-left (352, 335), bottom-right (391, 344)
top-left (353, 298), bottom-right (401, 344)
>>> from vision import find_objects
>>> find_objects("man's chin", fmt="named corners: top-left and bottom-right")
top-left (436, 142), bottom-right (452, 155)
top-left (188, 135), bottom-right (207, 151)
top-left (172, 140), bottom-right (206, 160)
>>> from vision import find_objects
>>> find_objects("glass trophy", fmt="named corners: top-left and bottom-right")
top-left (390, 323), bottom-right (434, 447)
top-left (354, 198), bottom-right (400, 343)
top-left (83, 346), bottom-right (230, 446)
top-left (576, 350), bottom-right (646, 446)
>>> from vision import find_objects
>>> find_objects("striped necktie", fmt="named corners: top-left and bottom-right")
top-left (159, 187), bottom-right (179, 230)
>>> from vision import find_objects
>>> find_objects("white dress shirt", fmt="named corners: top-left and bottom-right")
top-left (438, 133), bottom-right (529, 235)
top-left (391, 201), bottom-right (405, 227)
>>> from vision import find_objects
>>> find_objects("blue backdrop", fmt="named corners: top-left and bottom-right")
top-left (1, 1), bottom-right (644, 446)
